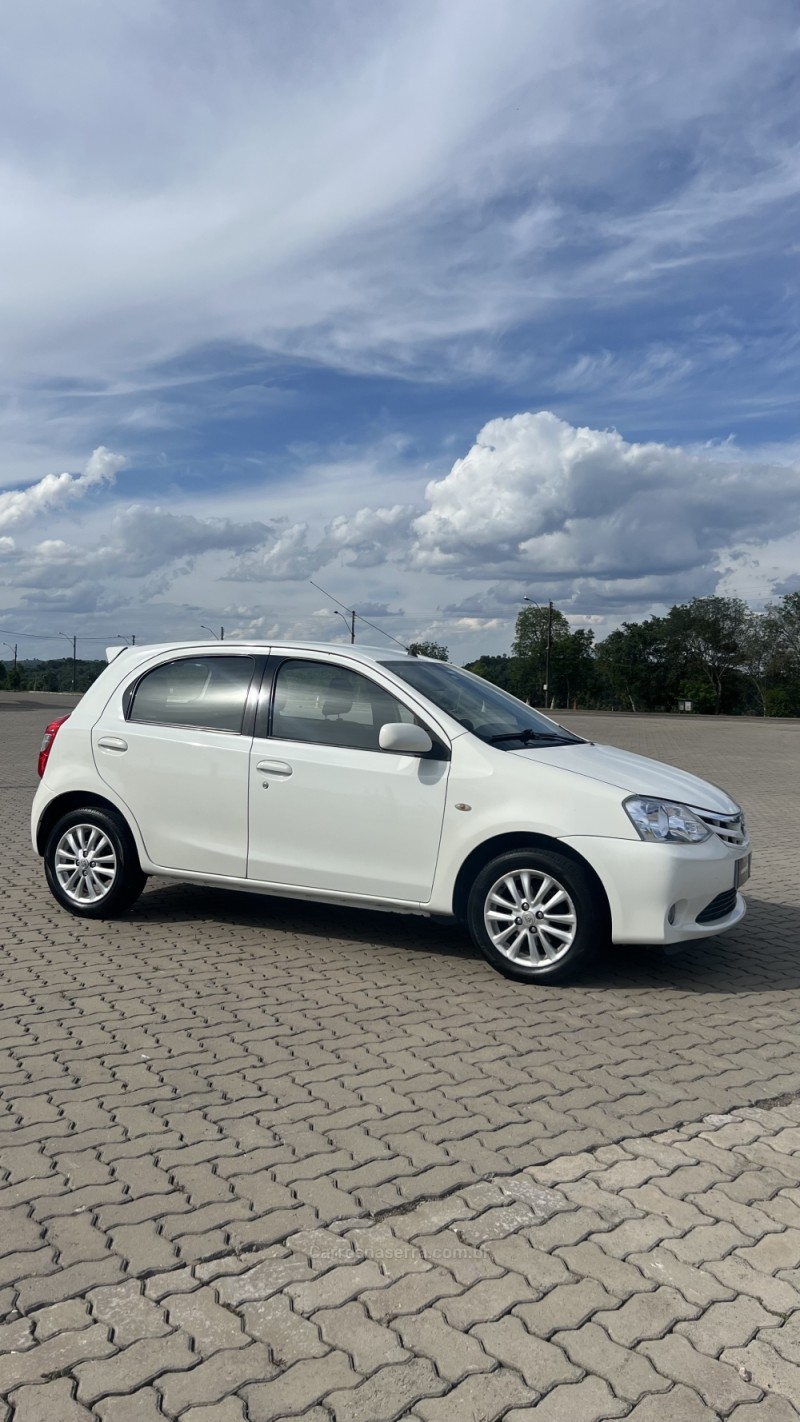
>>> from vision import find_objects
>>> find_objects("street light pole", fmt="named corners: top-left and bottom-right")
top-left (523, 597), bottom-right (553, 707)
top-left (1, 640), bottom-right (17, 670)
top-left (333, 610), bottom-right (356, 643)
top-left (200, 625), bottom-right (219, 640)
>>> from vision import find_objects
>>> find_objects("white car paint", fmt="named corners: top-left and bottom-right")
top-left (32, 640), bottom-right (750, 948)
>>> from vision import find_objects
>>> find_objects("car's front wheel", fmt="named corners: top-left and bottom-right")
top-left (466, 848), bottom-right (605, 983)
top-left (44, 807), bottom-right (146, 919)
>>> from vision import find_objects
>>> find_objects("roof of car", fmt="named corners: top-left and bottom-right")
top-left (106, 640), bottom-right (415, 667)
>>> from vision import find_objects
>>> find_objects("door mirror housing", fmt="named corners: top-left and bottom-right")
top-left (379, 722), bottom-right (433, 755)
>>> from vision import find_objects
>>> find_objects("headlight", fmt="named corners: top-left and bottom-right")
top-left (624, 796), bottom-right (712, 844)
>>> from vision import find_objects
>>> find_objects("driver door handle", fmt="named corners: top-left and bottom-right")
top-left (256, 759), bottom-right (293, 777)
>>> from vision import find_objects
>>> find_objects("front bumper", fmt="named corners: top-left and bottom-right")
top-left (560, 833), bottom-right (749, 945)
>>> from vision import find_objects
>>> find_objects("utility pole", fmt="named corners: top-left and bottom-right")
top-left (59, 633), bottom-right (77, 690)
top-left (220, 627), bottom-right (224, 641)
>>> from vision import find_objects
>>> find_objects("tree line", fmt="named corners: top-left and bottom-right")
top-left (0, 658), bottom-right (105, 694)
top-left (2, 594), bottom-right (800, 713)
top-left (464, 593), bottom-right (800, 716)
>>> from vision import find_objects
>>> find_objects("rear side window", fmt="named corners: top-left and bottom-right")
top-left (127, 656), bottom-right (255, 733)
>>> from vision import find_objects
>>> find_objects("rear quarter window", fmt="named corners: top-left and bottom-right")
top-left (126, 656), bottom-right (255, 733)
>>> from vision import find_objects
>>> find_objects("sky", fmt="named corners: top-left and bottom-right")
top-left (1, 0), bottom-right (799, 664)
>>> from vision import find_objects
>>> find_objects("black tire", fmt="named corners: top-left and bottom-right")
top-left (44, 806), bottom-right (146, 919)
top-left (466, 848), bottom-right (606, 984)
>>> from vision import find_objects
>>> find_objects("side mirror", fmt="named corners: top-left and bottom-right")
top-left (379, 722), bottom-right (433, 755)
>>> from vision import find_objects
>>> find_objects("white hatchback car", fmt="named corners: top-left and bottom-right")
top-left (31, 641), bottom-right (751, 983)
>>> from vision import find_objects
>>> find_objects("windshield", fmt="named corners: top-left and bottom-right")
top-left (381, 660), bottom-right (583, 749)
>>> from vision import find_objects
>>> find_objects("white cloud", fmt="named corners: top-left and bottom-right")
top-left (3, 413), bottom-right (800, 663)
top-left (410, 412), bottom-right (800, 599)
top-left (0, 447), bottom-right (125, 533)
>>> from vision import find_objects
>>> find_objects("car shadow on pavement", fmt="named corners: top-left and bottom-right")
top-left (134, 879), bottom-right (478, 959)
top-left (586, 897), bottom-right (800, 994)
top-left (131, 884), bottom-right (800, 991)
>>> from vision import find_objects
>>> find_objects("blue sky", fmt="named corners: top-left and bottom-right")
top-left (1, 0), bottom-right (799, 662)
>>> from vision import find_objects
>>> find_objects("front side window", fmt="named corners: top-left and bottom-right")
top-left (381, 659), bottom-right (582, 749)
top-left (128, 656), bottom-right (255, 733)
top-left (272, 660), bottom-right (420, 750)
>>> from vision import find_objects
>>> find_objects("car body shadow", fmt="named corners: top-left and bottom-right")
top-left (131, 885), bottom-right (799, 991)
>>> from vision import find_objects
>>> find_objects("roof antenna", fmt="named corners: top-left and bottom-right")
top-left (309, 581), bottom-right (409, 652)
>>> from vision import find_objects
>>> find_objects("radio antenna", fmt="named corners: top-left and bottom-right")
top-left (309, 580), bottom-right (409, 651)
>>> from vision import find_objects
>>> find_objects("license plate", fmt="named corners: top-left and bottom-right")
top-left (735, 854), bottom-right (751, 888)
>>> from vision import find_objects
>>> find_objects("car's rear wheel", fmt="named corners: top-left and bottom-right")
top-left (44, 807), bottom-right (146, 919)
top-left (466, 848), bottom-right (604, 983)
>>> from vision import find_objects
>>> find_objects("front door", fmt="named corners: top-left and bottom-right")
top-left (92, 652), bottom-right (257, 876)
top-left (247, 658), bottom-right (450, 901)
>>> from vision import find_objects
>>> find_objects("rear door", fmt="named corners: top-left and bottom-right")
top-left (92, 652), bottom-right (260, 876)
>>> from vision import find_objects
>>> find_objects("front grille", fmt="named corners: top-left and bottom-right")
top-left (696, 887), bottom-right (737, 924)
top-left (695, 809), bottom-right (748, 846)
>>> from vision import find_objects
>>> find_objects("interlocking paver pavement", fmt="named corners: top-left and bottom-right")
top-left (3, 697), bottom-right (800, 1418)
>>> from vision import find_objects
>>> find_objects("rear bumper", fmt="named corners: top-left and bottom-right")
top-left (560, 833), bottom-right (749, 945)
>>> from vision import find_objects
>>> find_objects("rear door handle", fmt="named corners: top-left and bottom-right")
top-left (97, 736), bottom-right (128, 752)
top-left (255, 759), bottom-right (293, 777)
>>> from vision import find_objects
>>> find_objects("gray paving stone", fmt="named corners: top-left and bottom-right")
top-left (728, 1401), bottom-right (800, 1421)
top-left (627, 1246), bottom-right (736, 1307)
top-left (722, 1340), bottom-right (800, 1410)
top-left (314, 1299), bottom-right (408, 1373)
top-left (623, 1384), bottom-right (722, 1420)
top-left (8, 1379), bottom-right (96, 1422)
top-left (473, 1316), bottom-right (580, 1392)
top-left (394, 1307), bottom-right (492, 1382)
top-left (94, 1393), bottom-right (164, 1422)
top-left (414, 1368), bottom-right (537, 1422)
top-left (157, 1343), bottom-right (275, 1414)
top-left (677, 1298), bottom-right (780, 1356)
top-left (554, 1322), bottom-right (671, 1403)
top-left (504, 1376), bottom-right (628, 1420)
top-left (325, 1357), bottom-right (446, 1421)
top-left (514, 1279), bottom-right (618, 1338)
top-left (642, 1334), bottom-right (761, 1411)
top-left (595, 1287), bottom-right (700, 1345)
top-left (242, 1352), bottom-right (358, 1420)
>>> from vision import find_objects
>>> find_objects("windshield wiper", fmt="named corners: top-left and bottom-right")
top-left (487, 728), bottom-right (570, 745)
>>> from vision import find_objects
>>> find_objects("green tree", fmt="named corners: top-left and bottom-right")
top-left (763, 592), bottom-right (800, 715)
top-left (594, 618), bottom-right (685, 711)
top-left (463, 654), bottom-right (517, 691)
top-left (665, 597), bottom-right (750, 714)
top-left (512, 604), bottom-right (571, 704)
top-left (408, 640), bottom-right (449, 660)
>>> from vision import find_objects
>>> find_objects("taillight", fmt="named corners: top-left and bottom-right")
top-left (38, 715), bottom-right (70, 778)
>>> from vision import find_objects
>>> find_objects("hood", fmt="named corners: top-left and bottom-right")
top-left (512, 741), bottom-right (739, 813)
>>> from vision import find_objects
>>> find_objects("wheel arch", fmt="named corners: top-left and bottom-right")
top-left (452, 832), bottom-right (611, 927)
top-left (36, 791), bottom-right (140, 859)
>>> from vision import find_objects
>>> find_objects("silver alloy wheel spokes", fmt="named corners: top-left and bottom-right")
top-left (484, 868), bottom-right (577, 966)
top-left (54, 824), bottom-right (117, 904)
